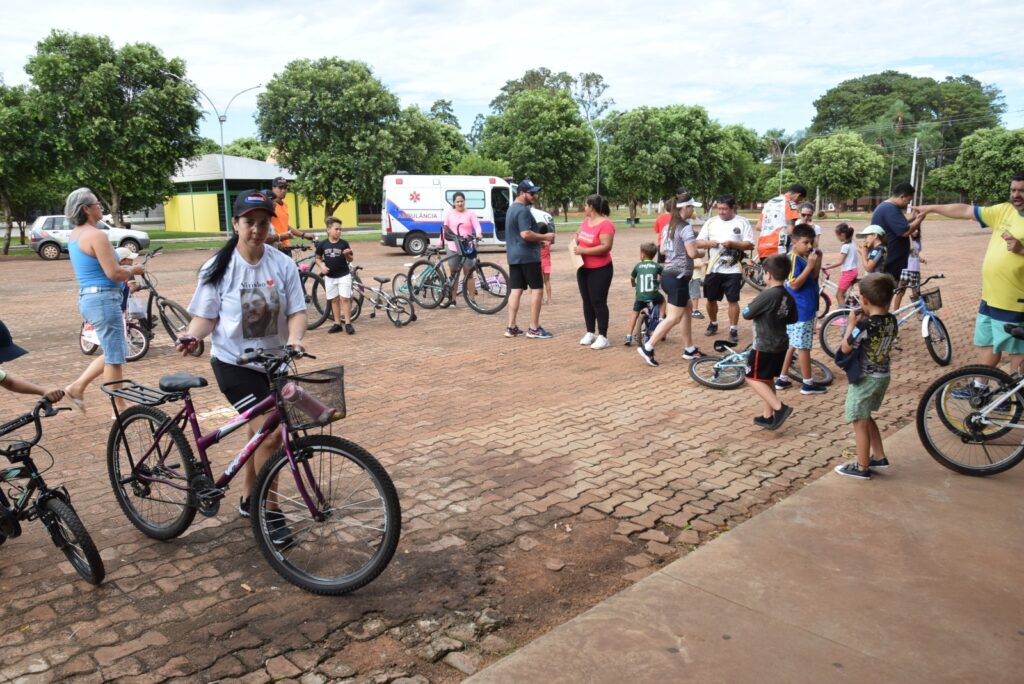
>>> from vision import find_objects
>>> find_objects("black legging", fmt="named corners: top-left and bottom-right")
top-left (576, 262), bottom-right (613, 336)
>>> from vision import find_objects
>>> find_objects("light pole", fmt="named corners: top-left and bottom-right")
top-left (165, 73), bottom-right (261, 235)
top-left (779, 141), bottom-right (796, 195)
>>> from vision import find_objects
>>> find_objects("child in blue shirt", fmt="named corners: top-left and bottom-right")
top-left (776, 224), bottom-right (826, 394)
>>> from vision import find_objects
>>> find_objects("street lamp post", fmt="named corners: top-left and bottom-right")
top-left (165, 73), bottom-right (260, 235)
top-left (779, 141), bottom-right (796, 195)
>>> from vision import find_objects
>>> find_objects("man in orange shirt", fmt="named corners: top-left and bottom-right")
top-left (265, 177), bottom-right (315, 250)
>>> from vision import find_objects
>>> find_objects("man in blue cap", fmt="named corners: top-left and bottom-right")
top-left (504, 179), bottom-right (555, 339)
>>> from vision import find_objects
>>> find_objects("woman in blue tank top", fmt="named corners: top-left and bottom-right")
top-left (64, 188), bottom-right (145, 413)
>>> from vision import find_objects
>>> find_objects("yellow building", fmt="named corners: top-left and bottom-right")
top-left (166, 154), bottom-right (357, 232)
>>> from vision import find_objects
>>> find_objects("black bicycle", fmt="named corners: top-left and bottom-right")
top-left (0, 399), bottom-right (105, 584)
top-left (133, 248), bottom-right (204, 357)
top-left (407, 237), bottom-right (509, 314)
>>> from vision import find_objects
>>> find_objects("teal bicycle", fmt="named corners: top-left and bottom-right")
top-left (406, 239), bottom-right (509, 314)
top-left (689, 339), bottom-right (834, 389)
top-left (818, 273), bottom-right (950, 366)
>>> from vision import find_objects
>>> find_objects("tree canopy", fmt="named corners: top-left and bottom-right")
top-left (795, 132), bottom-right (886, 205)
top-left (935, 128), bottom-right (1024, 204)
top-left (224, 137), bottom-right (270, 161)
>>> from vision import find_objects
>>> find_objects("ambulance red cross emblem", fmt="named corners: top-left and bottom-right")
top-left (409, 192), bottom-right (421, 203)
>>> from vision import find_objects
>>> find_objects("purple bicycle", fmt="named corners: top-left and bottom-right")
top-left (102, 347), bottom-right (400, 595)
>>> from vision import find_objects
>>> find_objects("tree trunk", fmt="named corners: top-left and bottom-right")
top-left (561, 200), bottom-right (570, 222)
top-left (1, 192), bottom-right (12, 256)
top-left (325, 199), bottom-right (339, 219)
top-left (109, 188), bottom-right (121, 228)
top-left (629, 198), bottom-right (638, 222)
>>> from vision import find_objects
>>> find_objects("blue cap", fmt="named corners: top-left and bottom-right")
top-left (518, 179), bottom-right (542, 194)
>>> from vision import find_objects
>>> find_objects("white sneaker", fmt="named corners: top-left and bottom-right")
top-left (579, 332), bottom-right (597, 346)
top-left (590, 335), bottom-right (611, 350)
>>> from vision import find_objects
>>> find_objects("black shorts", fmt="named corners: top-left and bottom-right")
top-left (633, 293), bottom-right (664, 312)
top-left (211, 357), bottom-right (271, 413)
top-left (704, 272), bottom-right (742, 303)
top-left (883, 261), bottom-right (905, 284)
top-left (508, 262), bottom-right (544, 290)
top-left (662, 272), bottom-right (692, 307)
top-left (745, 349), bottom-right (785, 384)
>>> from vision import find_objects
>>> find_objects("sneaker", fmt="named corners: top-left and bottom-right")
top-left (345, 323), bottom-right (355, 335)
top-left (691, 310), bottom-right (704, 319)
top-left (753, 416), bottom-right (772, 428)
top-left (579, 332), bottom-right (597, 346)
top-left (767, 403), bottom-right (793, 430)
top-left (526, 327), bottom-right (553, 339)
top-left (624, 335), bottom-right (633, 346)
top-left (774, 377), bottom-right (793, 390)
top-left (504, 326), bottom-right (524, 338)
top-left (868, 457), bottom-right (890, 469)
top-left (637, 345), bottom-right (659, 367)
top-left (327, 323), bottom-right (344, 334)
top-left (590, 335), bottom-right (611, 350)
top-left (265, 509), bottom-right (295, 548)
top-left (705, 322), bottom-right (719, 336)
top-left (238, 497), bottom-right (251, 519)
top-left (682, 347), bottom-right (705, 360)
top-left (728, 328), bottom-right (739, 343)
top-left (950, 383), bottom-right (987, 401)
top-left (800, 381), bottom-right (828, 395)
top-left (834, 462), bottom-right (871, 480)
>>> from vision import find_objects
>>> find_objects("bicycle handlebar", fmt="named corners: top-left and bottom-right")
top-left (235, 346), bottom-right (316, 371)
top-left (0, 399), bottom-right (68, 452)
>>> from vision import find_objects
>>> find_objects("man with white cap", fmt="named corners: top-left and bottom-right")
top-left (696, 194), bottom-right (755, 342)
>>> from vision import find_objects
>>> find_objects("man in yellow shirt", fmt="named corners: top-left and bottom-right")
top-left (265, 177), bottom-right (315, 250)
top-left (915, 171), bottom-right (1024, 371)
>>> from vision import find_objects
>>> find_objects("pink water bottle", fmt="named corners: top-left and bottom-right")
top-left (281, 383), bottom-right (338, 424)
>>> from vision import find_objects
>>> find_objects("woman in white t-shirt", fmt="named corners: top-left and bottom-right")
top-left (177, 190), bottom-right (307, 533)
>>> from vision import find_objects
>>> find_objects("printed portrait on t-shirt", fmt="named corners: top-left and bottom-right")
top-left (240, 285), bottom-right (280, 339)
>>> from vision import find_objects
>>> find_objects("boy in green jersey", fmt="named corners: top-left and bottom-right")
top-left (625, 243), bottom-right (666, 345)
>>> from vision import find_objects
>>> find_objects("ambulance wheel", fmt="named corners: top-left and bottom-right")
top-left (404, 232), bottom-right (428, 257)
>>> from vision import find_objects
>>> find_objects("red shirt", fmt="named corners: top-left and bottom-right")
top-left (577, 218), bottom-right (615, 269)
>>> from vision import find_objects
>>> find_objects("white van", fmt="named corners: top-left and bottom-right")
top-left (380, 174), bottom-right (554, 255)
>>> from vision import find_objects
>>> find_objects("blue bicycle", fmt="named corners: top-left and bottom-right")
top-left (627, 298), bottom-right (662, 347)
top-left (689, 340), bottom-right (834, 389)
top-left (818, 273), bottom-right (950, 366)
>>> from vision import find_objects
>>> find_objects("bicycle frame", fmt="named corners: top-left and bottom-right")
top-left (116, 390), bottom-right (327, 517)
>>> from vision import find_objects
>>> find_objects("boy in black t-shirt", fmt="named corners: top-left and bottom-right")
top-left (624, 243), bottom-right (665, 345)
top-left (741, 254), bottom-right (798, 430)
top-left (315, 217), bottom-right (355, 334)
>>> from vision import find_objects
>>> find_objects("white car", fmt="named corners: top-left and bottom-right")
top-left (29, 215), bottom-right (151, 260)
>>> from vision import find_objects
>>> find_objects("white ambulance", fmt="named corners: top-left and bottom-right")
top-left (380, 174), bottom-right (554, 255)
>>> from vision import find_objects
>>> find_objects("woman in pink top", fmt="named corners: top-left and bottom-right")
top-left (573, 194), bottom-right (616, 350)
top-left (440, 192), bottom-right (483, 301)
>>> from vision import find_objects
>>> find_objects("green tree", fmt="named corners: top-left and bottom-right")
top-left (428, 99), bottom-right (460, 129)
top-left (224, 136), bottom-right (270, 161)
top-left (794, 132), bottom-right (885, 206)
top-left (943, 128), bottom-right (1024, 204)
top-left (393, 106), bottom-right (468, 174)
top-left (757, 164), bottom-right (799, 202)
top-left (479, 89), bottom-right (591, 219)
top-left (0, 84), bottom-right (61, 253)
top-left (714, 124), bottom-right (764, 204)
top-left (451, 152), bottom-right (511, 177)
top-left (467, 113), bottom-right (486, 150)
top-left (257, 58), bottom-right (402, 216)
top-left (197, 137), bottom-right (221, 155)
top-left (571, 72), bottom-right (613, 121)
top-left (25, 31), bottom-right (204, 225)
top-left (490, 67), bottom-right (574, 113)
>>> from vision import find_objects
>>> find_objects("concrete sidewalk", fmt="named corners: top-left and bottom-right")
top-left (468, 423), bottom-right (1024, 684)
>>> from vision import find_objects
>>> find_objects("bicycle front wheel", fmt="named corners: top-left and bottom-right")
top-left (159, 300), bottom-right (204, 357)
top-left (79, 322), bottom-right (98, 356)
top-left (786, 355), bottom-right (835, 386)
top-left (126, 322), bottom-right (149, 362)
top-left (688, 356), bottom-right (745, 389)
top-left (465, 262), bottom-right (509, 314)
top-left (300, 272), bottom-right (331, 330)
top-left (816, 292), bottom-right (831, 320)
top-left (916, 365), bottom-right (1024, 476)
top-left (386, 295), bottom-right (416, 326)
top-left (408, 260), bottom-right (444, 309)
top-left (40, 497), bottom-right (105, 585)
top-left (742, 262), bottom-right (765, 291)
top-left (818, 309), bottom-right (853, 359)
top-left (924, 315), bottom-right (952, 366)
top-left (391, 272), bottom-right (410, 298)
top-left (107, 405), bottom-right (197, 540)
top-left (251, 435), bottom-right (401, 595)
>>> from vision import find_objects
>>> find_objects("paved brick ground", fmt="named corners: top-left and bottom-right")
top-left (0, 218), bottom-right (989, 682)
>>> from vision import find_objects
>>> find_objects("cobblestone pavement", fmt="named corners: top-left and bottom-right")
top-left (0, 219), bottom-right (988, 682)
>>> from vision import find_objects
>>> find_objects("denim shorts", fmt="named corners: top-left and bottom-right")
top-left (80, 288), bottom-right (127, 365)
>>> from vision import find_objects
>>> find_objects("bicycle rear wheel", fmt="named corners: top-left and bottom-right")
top-left (251, 435), bottom-right (401, 595)
top-left (407, 260), bottom-right (444, 309)
top-left (688, 356), bottom-right (745, 389)
top-left (387, 295), bottom-right (416, 326)
top-left (916, 365), bottom-right (1024, 476)
top-left (301, 271), bottom-right (331, 330)
top-left (924, 315), bottom-right (952, 366)
top-left (159, 300), bottom-right (204, 357)
top-left (391, 273), bottom-right (410, 298)
top-left (107, 405), bottom-right (197, 540)
top-left (40, 497), bottom-right (105, 585)
top-left (126, 322), bottom-right (149, 362)
top-left (79, 322), bottom-right (98, 356)
top-left (742, 261), bottom-right (765, 291)
top-left (465, 262), bottom-right (509, 314)
top-left (818, 309), bottom-right (852, 359)
top-left (786, 355), bottom-right (835, 386)
top-left (816, 292), bottom-right (831, 320)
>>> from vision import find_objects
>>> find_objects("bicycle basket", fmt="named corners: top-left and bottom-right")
top-left (920, 289), bottom-right (942, 311)
top-left (272, 366), bottom-right (346, 429)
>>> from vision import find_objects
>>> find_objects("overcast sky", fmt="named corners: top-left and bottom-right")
top-left (3, 1), bottom-right (1022, 146)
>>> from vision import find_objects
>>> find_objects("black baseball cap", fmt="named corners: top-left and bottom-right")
top-left (271, 177), bottom-right (289, 188)
top-left (518, 178), bottom-right (542, 193)
top-left (232, 190), bottom-right (276, 218)
top-left (0, 321), bottom-right (28, 363)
